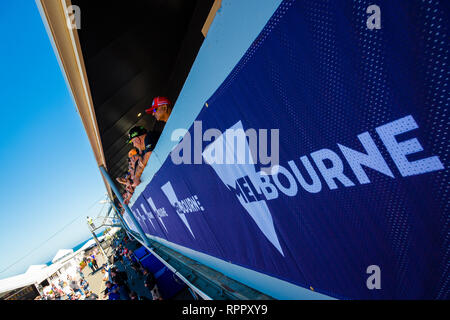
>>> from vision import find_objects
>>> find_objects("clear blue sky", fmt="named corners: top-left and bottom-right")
top-left (0, 1), bottom-right (107, 278)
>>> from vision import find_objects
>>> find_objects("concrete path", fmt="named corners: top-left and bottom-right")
top-left (81, 238), bottom-right (153, 300)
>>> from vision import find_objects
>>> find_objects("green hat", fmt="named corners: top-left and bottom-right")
top-left (127, 126), bottom-right (147, 143)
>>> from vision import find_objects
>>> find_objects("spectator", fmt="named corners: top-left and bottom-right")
top-left (126, 126), bottom-right (161, 187)
top-left (91, 256), bottom-right (99, 270)
top-left (117, 151), bottom-right (140, 199)
top-left (108, 285), bottom-right (121, 300)
top-left (128, 251), bottom-right (142, 275)
top-left (129, 291), bottom-right (139, 300)
top-left (146, 96), bottom-right (173, 123)
top-left (116, 174), bottom-right (130, 186)
top-left (127, 148), bottom-right (140, 180)
top-left (113, 249), bottom-right (122, 263)
top-left (131, 260), bottom-right (143, 277)
top-left (143, 268), bottom-right (163, 300)
top-left (80, 278), bottom-right (90, 293)
top-left (77, 266), bottom-right (85, 279)
top-left (51, 284), bottom-right (62, 300)
top-left (122, 252), bottom-right (130, 266)
top-left (130, 291), bottom-right (149, 300)
top-left (62, 283), bottom-right (74, 300)
top-left (85, 291), bottom-right (98, 300)
top-left (111, 269), bottom-right (130, 300)
top-left (103, 281), bottom-right (114, 299)
top-left (87, 259), bottom-right (94, 272)
top-left (123, 191), bottom-right (133, 205)
top-left (87, 216), bottom-right (95, 230)
top-left (70, 280), bottom-right (84, 297)
top-left (102, 268), bottom-right (110, 282)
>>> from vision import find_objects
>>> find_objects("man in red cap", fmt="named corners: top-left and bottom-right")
top-left (145, 96), bottom-right (172, 123)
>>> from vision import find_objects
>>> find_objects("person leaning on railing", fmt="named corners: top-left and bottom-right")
top-left (143, 268), bottom-right (163, 300)
top-left (127, 148), bottom-right (140, 177)
top-left (123, 97), bottom-right (173, 188)
top-left (116, 148), bottom-right (140, 194)
top-left (123, 190), bottom-right (134, 205)
top-left (126, 126), bottom-right (161, 187)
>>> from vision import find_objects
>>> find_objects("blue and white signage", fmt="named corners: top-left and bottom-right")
top-left (129, 0), bottom-right (449, 299)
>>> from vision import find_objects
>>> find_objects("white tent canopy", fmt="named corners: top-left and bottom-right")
top-left (51, 249), bottom-right (74, 264)
top-left (0, 263), bottom-right (60, 294)
top-left (25, 265), bottom-right (47, 274)
top-left (79, 239), bottom-right (96, 252)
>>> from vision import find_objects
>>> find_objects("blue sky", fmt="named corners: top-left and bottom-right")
top-left (0, 1), bottom-right (107, 278)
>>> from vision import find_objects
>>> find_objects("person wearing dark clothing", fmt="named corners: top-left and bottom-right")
top-left (111, 270), bottom-right (130, 300)
top-left (91, 258), bottom-right (99, 270)
top-left (130, 291), bottom-right (150, 300)
top-left (129, 291), bottom-right (139, 300)
top-left (143, 268), bottom-right (162, 300)
top-left (127, 126), bottom-right (162, 187)
top-left (85, 292), bottom-right (98, 300)
top-left (111, 270), bottom-right (128, 286)
top-left (131, 260), bottom-right (143, 276)
top-left (113, 251), bottom-right (122, 263)
top-left (87, 259), bottom-right (94, 272)
top-left (129, 251), bottom-right (138, 263)
top-left (108, 286), bottom-right (120, 300)
top-left (103, 281), bottom-right (114, 299)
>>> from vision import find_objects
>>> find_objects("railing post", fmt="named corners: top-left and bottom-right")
top-left (87, 223), bottom-right (109, 266)
top-left (103, 204), bottom-right (113, 223)
top-left (110, 200), bottom-right (135, 240)
top-left (99, 165), bottom-right (152, 248)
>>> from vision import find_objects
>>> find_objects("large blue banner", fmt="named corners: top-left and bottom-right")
top-left (130, 0), bottom-right (449, 299)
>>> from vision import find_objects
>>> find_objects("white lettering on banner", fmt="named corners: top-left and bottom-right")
top-left (376, 115), bottom-right (445, 177)
top-left (338, 132), bottom-right (394, 184)
top-left (145, 196), bottom-right (169, 233)
top-left (271, 165), bottom-right (298, 197)
top-left (201, 115), bottom-right (444, 255)
top-left (287, 156), bottom-right (322, 193)
top-left (160, 181), bottom-right (204, 238)
top-left (135, 206), bottom-right (155, 230)
top-left (311, 149), bottom-right (356, 190)
top-left (203, 121), bottom-right (285, 256)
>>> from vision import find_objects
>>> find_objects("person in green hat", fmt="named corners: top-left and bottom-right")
top-left (126, 126), bottom-right (161, 187)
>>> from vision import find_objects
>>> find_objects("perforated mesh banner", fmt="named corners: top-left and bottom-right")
top-left (129, 0), bottom-right (449, 299)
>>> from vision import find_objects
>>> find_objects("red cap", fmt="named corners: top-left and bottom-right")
top-left (145, 96), bottom-right (170, 114)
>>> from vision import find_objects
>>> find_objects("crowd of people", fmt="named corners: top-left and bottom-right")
top-left (102, 236), bottom-right (162, 300)
top-left (116, 96), bottom-right (173, 206)
top-left (38, 273), bottom-right (97, 300)
top-left (83, 253), bottom-right (100, 273)
top-left (37, 233), bottom-right (164, 301)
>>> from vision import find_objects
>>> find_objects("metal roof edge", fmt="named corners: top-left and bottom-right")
top-left (35, 0), bottom-right (113, 199)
